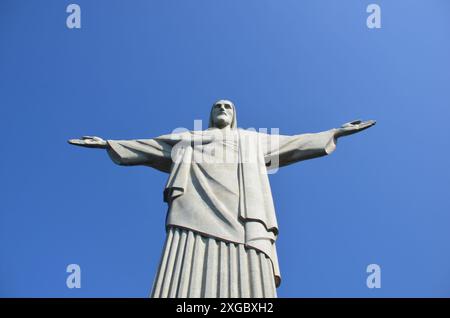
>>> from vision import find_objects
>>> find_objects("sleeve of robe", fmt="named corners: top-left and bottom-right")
top-left (106, 134), bottom-right (180, 173)
top-left (260, 129), bottom-right (337, 169)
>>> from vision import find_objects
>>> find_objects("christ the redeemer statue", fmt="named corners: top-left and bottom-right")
top-left (69, 100), bottom-right (375, 298)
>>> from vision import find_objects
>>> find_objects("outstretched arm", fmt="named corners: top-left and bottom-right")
top-left (262, 119), bottom-right (376, 169)
top-left (68, 134), bottom-right (181, 173)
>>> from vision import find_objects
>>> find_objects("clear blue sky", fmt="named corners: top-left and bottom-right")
top-left (1, 0), bottom-right (450, 297)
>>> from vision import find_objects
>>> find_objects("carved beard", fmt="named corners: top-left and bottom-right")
top-left (213, 114), bottom-right (231, 128)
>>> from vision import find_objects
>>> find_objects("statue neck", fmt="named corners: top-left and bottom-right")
top-left (212, 124), bottom-right (232, 131)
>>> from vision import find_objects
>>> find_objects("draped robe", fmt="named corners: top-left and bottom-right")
top-left (106, 127), bottom-right (337, 297)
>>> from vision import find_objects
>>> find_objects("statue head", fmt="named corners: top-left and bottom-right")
top-left (208, 99), bottom-right (237, 129)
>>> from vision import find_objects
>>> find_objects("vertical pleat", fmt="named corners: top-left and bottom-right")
top-left (176, 230), bottom-right (195, 297)
top-left (151, 228), bottom-right (174, 297)
top-left (229, 244), bottom-right (239, 297)
top-left (203, 239), bottom-right (219, 297)
top-left (260, 252), bottom-right (275, 298)
top-left (238, 244), bottom-right (250, 297)
top-left (219, 241), bottom-right (229, 298)
top-left (248, 249), bottom-right (263, 298)
top-left (151, 227), bottom-right (277, 298)
top-left (187, 233), bottom-right (206, 297)
top-left (159, 228), bottom-right (181, 297)
top-left (168, 230), bottom-right (187, 297)
top-left (267, 254), bottom-right (277, 297)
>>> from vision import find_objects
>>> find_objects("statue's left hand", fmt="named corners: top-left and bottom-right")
top-left (334, 119), bottom-right (376, 138)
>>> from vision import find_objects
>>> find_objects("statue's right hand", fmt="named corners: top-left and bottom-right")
top-left (68, 136), bottom-right (108, 149)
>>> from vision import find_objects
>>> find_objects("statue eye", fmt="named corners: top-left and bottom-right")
top-left (224, 104), bottom-right (231, 109)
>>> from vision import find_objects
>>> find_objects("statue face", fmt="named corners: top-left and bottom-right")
top-left (212, 100), bottom-right (234, 128)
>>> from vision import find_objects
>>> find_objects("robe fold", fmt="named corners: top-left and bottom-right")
top-left (106, 128), bottom-right (336, 296)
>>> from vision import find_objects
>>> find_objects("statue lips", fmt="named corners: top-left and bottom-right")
top-left (217, 111), bottom-right (228, 118)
